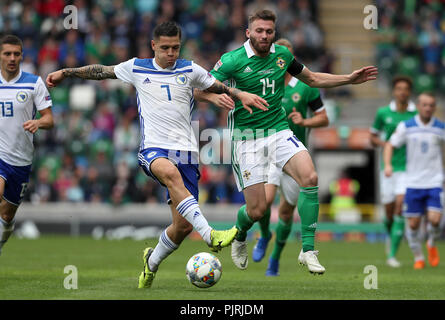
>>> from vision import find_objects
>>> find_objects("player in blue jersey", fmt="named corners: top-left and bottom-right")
top-left (47, 22), bottom-right (268, 289)
top-left (384, 92), bottom-right (444, 269)
top-left (0, 35), bottom-right (54, 256)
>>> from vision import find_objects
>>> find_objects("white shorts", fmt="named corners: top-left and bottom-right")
top-left (380, 171), bottom-right (407, 204)
top-left (267, 162), bottom-right (300, 206)
top-left (231, 129), bottom-right (307, 191)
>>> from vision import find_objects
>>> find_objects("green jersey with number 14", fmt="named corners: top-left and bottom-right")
top-left (211, 40), bottom-right (296, 140)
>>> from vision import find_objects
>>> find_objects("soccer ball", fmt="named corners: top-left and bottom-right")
top-left (186, 252), bottom-right (222, 288)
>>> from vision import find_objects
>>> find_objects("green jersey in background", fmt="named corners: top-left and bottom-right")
top-left (371, 101), bottom-right (417, 172)
top-left (281, 77), bottom-right (323, 146)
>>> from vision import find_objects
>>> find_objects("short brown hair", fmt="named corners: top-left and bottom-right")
top-left (392, 75), bottom-right (413, 91)
top-left (0, 34), bottom-right (23, 52)
top-left (418, 91), bottom-right (436, 102)
top-left (153, 21), bottom-right (182, 40)
top-left (248, 9), bottom-right (276, 26)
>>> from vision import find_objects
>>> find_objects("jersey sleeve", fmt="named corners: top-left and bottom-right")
top-left (33, 77), bottom-right (52, 111)
top-left (190, 62), bottom-right (216, 90)
top-left (114, 58), bottom-right (136, 84)
top-left (306, 87), bottom-right (324, 112)
top-left (210, 53), bottom-right (235, 82)
top-left (389, 122), bottom-right (407, 148)
top-left (370, 109), bottom-right (383, 134)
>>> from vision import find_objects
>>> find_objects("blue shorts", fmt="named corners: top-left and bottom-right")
top-left (138, 148), bottom-right (200, 204)
top-left (0, 158), bottom-right (32, 206)
top-left (403, 187), bottom-right (443, 217)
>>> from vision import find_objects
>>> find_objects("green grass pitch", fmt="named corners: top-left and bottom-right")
top-left (0, 235), bottom-right (444, 300)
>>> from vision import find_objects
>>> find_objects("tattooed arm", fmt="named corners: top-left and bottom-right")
top-left (195, 80), bottom-right (269, 114)
top-left (46, 64), bottom-right (116, 87)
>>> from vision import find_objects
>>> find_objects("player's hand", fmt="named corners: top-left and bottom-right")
top-left (237, 92), bottom-right (269, 114)
top-left (384, 165), bottom-right (393, 177)
top-left (288, 108), bottom-right (305, 125)
top-left (211, 93), bottom-right (235, 110)
top-left (46, 70), bottom-right (65, 88)
top-left (23, 120), bottom-right (40, 134)
top-left (349, 66), bottom-right (378, 84)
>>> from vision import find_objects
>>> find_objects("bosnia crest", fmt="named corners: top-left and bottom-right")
top-left (176, 73), bottom-right (187, 85)
top-left (16, 91), bottom-right (28, 103)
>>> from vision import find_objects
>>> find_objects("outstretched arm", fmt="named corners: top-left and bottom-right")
top-left (46, 64), bottom-right (117, 87)
top-left (193, 89), bottom-right (235, 111)
top-left (293, 65), bottom-right (378, 88)
top-left (199, 80), bottom-right (269, 114)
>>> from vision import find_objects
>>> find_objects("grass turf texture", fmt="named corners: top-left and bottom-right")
top-left (0, 235), bottom-right (444, 300)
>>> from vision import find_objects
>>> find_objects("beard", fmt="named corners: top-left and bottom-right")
top-left (249, 36), bottom-right (273, 54)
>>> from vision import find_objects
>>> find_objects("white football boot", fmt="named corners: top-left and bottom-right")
top-left (298, 249), bottom-right (326, 274)
top-left (386, 257), bottom-right (401, 268)
top-left (231, 239), bottom-right (248, 270)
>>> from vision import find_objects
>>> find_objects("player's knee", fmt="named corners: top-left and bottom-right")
top-left (429, 215), bottom-right (441, 227)
top-left (0, 202), bottom-right (17, 223)
top-left (159, 166), bottom-right (182, 187)
top-left (300, 171), bottom-right (318, 188)
top-left (408, 219), bottom-right (420, 230)
top-left (248, 203), bottom-right (268, 221)
top-left (279, 210), bottom-right (293, 223)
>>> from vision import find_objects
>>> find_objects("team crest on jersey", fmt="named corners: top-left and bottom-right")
top-left (276, 57), bottom-right (286, 69)
top-left (292, 93), bottom-right (301, 103)
top-left (213, 60), bottom-right (223, 71)
top-left (243, 170), bottom-right (251, 181)
top-left (176, 74), bottom-right (187, 85)
top-left (16, 91), bottom-right (28, 103)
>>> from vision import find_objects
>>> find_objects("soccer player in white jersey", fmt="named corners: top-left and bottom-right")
top-left (384, 92), bottom-right (443, 269)
top-left (46, 22), bottom-right (268, 289)
top-left (0, 35), bottom-right (54, 256)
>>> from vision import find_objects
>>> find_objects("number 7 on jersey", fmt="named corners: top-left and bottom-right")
top-left (161, 84), bottom-right (172, 101)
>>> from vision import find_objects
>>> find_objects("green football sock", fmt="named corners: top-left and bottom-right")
top-left (271, 218), bottom-right (292, 260)
top-left (383, 216), bottom-right (393, 235)
top-left (298, 186), bottom-right (319, 252)
top-left (258, 208), bottom-right (271, 239)
top-left (235, 204), bottom-right (254, 241)
top-left (389, 215), bottom-right (405, 258)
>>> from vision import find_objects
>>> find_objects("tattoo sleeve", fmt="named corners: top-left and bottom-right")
top-left (204, 80), bottom-right (242, 101)
top-left (62, 65), bottom-right (117, 80)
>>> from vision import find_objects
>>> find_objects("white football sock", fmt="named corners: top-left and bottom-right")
top-left (427, 223), bottom-right (440, 247)
top-left (176, 196), bottom-right (212, 245)
top-left (406, 226), bottom-right (424, 261)
top-left (148, 229), bottom-right (178, 272)
top-left (0, 217), bottom-right (15, 254)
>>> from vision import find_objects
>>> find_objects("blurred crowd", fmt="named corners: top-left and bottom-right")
top-left (375, 0), bottom-right (445, 93)
top-left (0, 0), bottom-right (328, 205)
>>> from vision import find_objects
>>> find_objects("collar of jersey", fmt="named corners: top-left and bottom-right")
top-left (414, 114), bottom-right (435, 128)
top-left (244, 40), bottom-right (275, 59)
top-left (152, 58), bottom-right (177, 70)
top-left (0, 68), bottom-right (22, 84)
top-left (389, 100), bottom-right (416, 112)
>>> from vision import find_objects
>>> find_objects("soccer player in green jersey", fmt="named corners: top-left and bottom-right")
top-left (370, 76), bottom-right (417, 268)
top-left (248, 38), bottom-right (329, 276)
top-left (195, 9), bottom-right (377, 274)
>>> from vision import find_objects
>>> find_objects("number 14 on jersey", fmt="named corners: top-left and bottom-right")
top-left (260, 78), bottom-right (275, 95)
